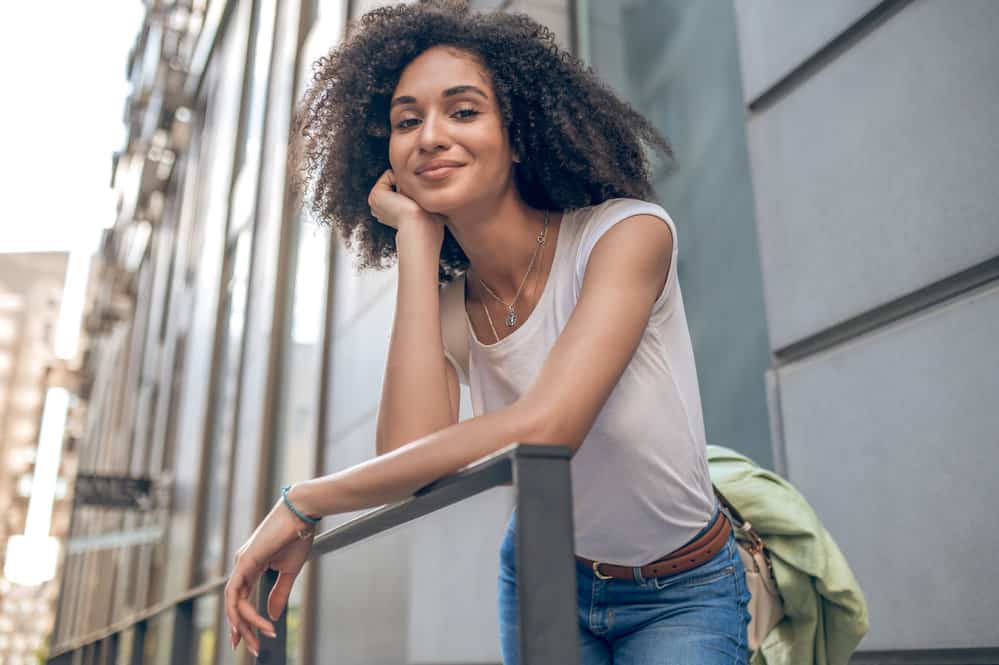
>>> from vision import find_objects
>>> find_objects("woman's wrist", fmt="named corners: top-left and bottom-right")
top-left (285, 482), bottom-right (324, 522)
top-left (395, 218), bottom-right (444, 255)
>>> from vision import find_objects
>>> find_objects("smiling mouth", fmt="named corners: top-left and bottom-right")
top-left (418, 165), bottom-right (463, 179)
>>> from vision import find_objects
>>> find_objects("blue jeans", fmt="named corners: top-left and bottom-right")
top-left (497, 511), bottom-right (751, 664)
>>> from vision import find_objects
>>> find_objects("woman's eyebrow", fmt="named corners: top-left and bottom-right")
top-left (442, 85), bottom-right (489, 100)
top-left (390, 85), bottom-right (490, 109)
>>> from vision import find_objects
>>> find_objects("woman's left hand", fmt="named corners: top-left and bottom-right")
top-left (224, 499), bottom-right (316, 656)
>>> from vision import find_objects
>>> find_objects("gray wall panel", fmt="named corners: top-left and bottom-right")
top-left (314, 490), bottom-right (511, 665)
top-left (326, 277), bottom-right (395, 438)
top-left (748, 0), bottom-right (999, 349)
top-left (406, 488), bottom-right (512, 663)
top-left (314, 527), bottom-right (411, 664)
top-left (777, 283), bottom-right (999, 650)
top-left (733, 0), bottom-right (881, 103)
top-left (328, 244), bottom-right (396, 337)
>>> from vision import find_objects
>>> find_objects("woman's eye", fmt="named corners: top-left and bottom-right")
top-left (393, 109), bottom-right (479, 130)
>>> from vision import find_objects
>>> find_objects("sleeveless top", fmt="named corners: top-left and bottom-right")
top-left (443, 198), bottom-right (715, 566)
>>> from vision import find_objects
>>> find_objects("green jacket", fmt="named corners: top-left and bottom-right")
top-left (707, 446), bottom-right (869, 665)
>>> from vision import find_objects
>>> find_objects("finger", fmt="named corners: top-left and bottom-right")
top-left (223, 576), bottom-right (246, 650)
top-left (236, 620), bottom-right (258, 658)
top-left (266, 571), bottom-right (296, 621)
top-left (238, 596), bottom-right (277, 638)
top-left (374, 169), bottom-right (395, 191)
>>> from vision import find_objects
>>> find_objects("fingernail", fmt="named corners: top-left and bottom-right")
top-left (264, 630), bottom-right (277, 638)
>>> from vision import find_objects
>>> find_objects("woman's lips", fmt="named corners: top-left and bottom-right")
top-left (418, 165), bottom-right (463, 180)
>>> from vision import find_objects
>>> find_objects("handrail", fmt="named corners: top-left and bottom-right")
top-left (47, 443), bottom-right (579, 665)
top-left (47, 576), bottom-right (228, 658)
top-left (310, 442), bottom-right (552, 558)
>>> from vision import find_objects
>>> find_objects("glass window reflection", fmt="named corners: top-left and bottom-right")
top-left (199, 225), bottom-right (252, 584)
top-left (271, 216), bottom-right (329, 665)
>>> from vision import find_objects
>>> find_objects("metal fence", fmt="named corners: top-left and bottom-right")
top-left (45, 443), bottom-right (580, 665)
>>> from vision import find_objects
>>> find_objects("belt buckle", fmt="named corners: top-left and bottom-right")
top-left (592, 560), bottom-right (614, 580)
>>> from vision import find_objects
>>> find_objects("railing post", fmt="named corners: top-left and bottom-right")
top-left (513, 447), bottom-right (580, 665)
top-left (169, 600), bottom-right (195, 665)
top-left (99, 633), bottom-right (119, 665)
top-left (255, 568), bottom-right (287, 664)
top-left (130, 620), bottom-right (147, 665)
top-left (81, 641), bottom-right (96, 665)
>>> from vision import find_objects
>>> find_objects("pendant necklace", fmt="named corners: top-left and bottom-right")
top-left (476, 210), bottom-right (550, 339)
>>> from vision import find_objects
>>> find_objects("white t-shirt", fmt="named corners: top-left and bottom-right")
top-left (448, 197), bottom-right (715, 566)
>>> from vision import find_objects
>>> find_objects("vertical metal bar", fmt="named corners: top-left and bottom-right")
top-left (130, 620), bottom-right (148, 665)
top-left (513, 448), bottom-right (579, 665)
top-left (256, 568), bottom-right (287, 664)
top-left (104, 633), bottom-right (120, 665)
top-left (81, 642), bottom-right (96, 665)
top-left (574, 0), bottom-right (591, 65)
top-left (50, 496), bottom-right (81, 647)
top-left (169, 600), bottom-right (195, 665)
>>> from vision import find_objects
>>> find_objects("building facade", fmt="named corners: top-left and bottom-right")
top-left (43, 1), bottom-right (999, 664)
top-left (0, 252), bottom-right (71, 664)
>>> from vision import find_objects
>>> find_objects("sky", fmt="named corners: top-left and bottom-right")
top-left (0, 2), bottom-right (146, 256)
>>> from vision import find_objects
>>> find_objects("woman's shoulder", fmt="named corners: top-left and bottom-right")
top-left (571, 197), bottom-right (673, 229)
top-left (568, 197), bottom-right (675, 248)
top-left (565, 197), bottom-right (676, 281)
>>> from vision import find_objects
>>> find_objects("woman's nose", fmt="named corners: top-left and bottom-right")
top-left (418, 113), bottom-right (450, 152)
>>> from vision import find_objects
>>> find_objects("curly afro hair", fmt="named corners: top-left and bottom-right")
top-left (289, 0), bottom-right (672, 281)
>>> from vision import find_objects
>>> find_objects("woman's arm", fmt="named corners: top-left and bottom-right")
top-left (368, 169), bottom-right (460, 455)
top-left (291, 214), bottom-right (672, 517)
top-left (375, 224), bottom-right (460, 455)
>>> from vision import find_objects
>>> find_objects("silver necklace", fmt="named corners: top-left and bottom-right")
top-left (476, 209), bottom-right (550, 335)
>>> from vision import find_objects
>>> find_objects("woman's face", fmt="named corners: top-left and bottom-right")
top-left (388, 46), bottom-right (516, 215)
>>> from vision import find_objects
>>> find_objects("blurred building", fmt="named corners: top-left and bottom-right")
top-left (0, 252), bottom-right (70, 663)
top-left (42, 1), bottom-right (999, 665)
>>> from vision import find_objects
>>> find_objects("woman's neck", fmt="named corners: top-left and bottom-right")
top-left (445, 193), bottom-right (553, 301)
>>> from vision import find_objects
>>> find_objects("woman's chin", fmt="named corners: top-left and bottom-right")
top-left (411, 189), bottom-right (465, 216)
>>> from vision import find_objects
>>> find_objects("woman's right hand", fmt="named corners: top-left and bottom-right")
top-left (368, 169), bottom-right (446, 248)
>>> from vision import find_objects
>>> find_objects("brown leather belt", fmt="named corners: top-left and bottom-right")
top-left (575, 510), bottom-right (731, 581)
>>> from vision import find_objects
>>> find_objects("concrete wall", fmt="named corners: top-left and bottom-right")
top-left (735, 0), bottom-right (999, 655)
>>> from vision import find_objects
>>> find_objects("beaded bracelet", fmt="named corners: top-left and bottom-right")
top-left (281, 484), bottom-right (321, 539)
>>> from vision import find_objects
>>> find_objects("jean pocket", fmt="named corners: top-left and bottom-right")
top-left (652, 561), bottom-right (736, 591)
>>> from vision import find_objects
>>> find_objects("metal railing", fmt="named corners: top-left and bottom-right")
top-left (46, 443), bottom-right (580, 665)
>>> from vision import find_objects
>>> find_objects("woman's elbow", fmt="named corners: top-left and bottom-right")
top-left (509, 399), bottom-right (585, 456)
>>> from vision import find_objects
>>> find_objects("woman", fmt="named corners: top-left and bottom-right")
top-left (225, 2), bottom-right (751, 662)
